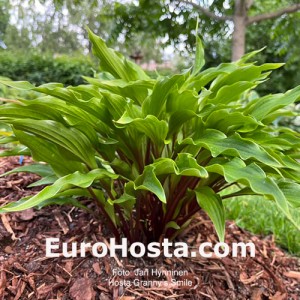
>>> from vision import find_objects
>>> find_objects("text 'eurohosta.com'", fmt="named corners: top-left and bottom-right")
top-left (45, 238), bottom-right (256, 258)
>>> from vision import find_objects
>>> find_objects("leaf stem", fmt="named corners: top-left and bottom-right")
top-left (115, 205), bottom-right (133, 244)
top-left (145, 139), bottom-right (151, 166)
top-left (88, 187), bottom-right (120, 242)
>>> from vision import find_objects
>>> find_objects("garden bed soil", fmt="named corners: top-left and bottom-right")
top-left (0, 156), bottom-right (299, 299)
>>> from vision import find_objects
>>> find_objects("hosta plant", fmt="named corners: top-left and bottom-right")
top-left (0, 29), bottom-right (300, 244)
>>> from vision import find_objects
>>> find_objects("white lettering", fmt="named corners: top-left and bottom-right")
top-left (45, 238), bottom-right (60, 257)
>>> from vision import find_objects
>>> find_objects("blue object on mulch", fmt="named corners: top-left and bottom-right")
top-left (19, 155), bottom-right (24, 165)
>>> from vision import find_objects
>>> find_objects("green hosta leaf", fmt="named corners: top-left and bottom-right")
top-left (0, 164), bottom-right (54, 178)
top-left (210, 64), bottom-right (282, 93)
top-left (278, 182), bottom-right (300, 208)
top-left (175, 153), bottom-right (208, 177)
top-left (187, 63), bottom-right (237, 91)
top-left (146, 159), bottom-right (179, 176)
top-left (13, 188), bottom-right (92, 210)
top-left (0, 169), bottom-right (118, 212)
top-left (0, 98), bottom-right (111, 140)
top-left (81, 189), bottom-right (117, 225)
top-left (20, 97), bottom-right (108, 133)
top-left (36, 197), bottom-right (88, 210)
top-left (262, 109), bottom-right (296, 125)
top-left (0, 79), bottom-right (35, 90)
top-left (193, 35), bottom-right (205, 75)
top-left (207, 81), bottom-right (256, 105)
top-left (133, 116), bottom-right (168, 146)
top-left (281, 169), bottom-right (300, 183)
top-left (150, 155), bottom-right (208, 178)
top-left (69, 84), bottom-right (103, 100)
top-left (59, 99), bottom-right (111, 135)
top-left (0, 103), bottom-right (64, 122)
top-left (134, 166), bottom-right (166, 203)
top-left (0, 146), bottom-right (30, 157)
top-left (237, 47), bottom-right (266, 63)
top-left (142, 74), bottom-right (186, 117)
top-left (45, 188), bottom-right (92, 199)
top-left (195, 186), bottom-right (225, 242)
top-left (83, 77), bottom-right (154, 105)
top-left (32, 86), bottom-right (109, 123)
top-left (109, 193), bottom-right (136, 216)
top-left (28, 175), bottom-right (58, 187)
top-left (1, 195), bottom-right (88, 211)
top-left (112, 193), bottom-right (136, 205)
top-left (204, 110), bottom-right (261, 133)
top-left (116, 115), bottom-right (168, 147)
top-left (10, 119), bottom-right (97, 169)
top-left (13, 129), bottom-right (87, 176)
top-left (168, 110), bottom-right (197, 138)
top-left (245, 86), bottom-right (300, 121)
top-left (246, 146), bottom-right (300, 180)
top-left (206, 158), bottom-right (298, 230)
top-left (166, 89), bottom-right (199, 113)
top-left (243, 130), bottom-right (300, 150)
top-left (32, 87), bottom-right (111, 128)
top-left (0, 136), bottom-right (17, 144)
top-left (182, 129), bottom-right (280, 167)
top-left (72, 123), bottom-right (100, 149)
top-left (101, 91), bottom-right (128, 120)
top-left (34, 85), bottom-right (77, 102)
top-left (110, 158), bottom-right (134, 180)
top-left (87, 27), bottom-right (148, 82)
top-left (165, 221), bottom-right (181, 230)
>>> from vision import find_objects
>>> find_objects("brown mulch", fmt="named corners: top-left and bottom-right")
top-left (0, 156), bottom-right (299, 300)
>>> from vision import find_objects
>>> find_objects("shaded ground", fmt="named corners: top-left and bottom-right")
top-left (0, 156), bottom-right (299, 299)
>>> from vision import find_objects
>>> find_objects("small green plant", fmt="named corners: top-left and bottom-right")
top-left (0, 29), bottom-right (300, 244)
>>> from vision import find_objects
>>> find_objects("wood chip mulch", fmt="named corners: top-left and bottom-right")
top-left (0, 156), bottom-right (299, 300)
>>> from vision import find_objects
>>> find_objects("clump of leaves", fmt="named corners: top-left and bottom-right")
top-left (0, 29), bottom-right (300, 244)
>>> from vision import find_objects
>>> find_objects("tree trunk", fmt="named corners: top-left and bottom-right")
top-left (231, 0), bottom-right (247, 61)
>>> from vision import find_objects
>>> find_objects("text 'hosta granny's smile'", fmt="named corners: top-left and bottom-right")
top-left (0, 29), bottom-right (300, 245)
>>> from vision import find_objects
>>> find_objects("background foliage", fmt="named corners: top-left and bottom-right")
top-left (1, 1), bottom-right (299, 94)
top-left (0, 53), bottom-right (94, 86)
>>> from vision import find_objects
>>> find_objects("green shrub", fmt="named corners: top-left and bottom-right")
top-left (0, 30), bottom-right (300, 244)
top-left (0, 52), bottom-right (94, 86)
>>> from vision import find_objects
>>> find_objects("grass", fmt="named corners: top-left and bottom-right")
top-left (224, 196), bottom-right (300, 256)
